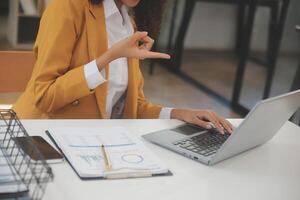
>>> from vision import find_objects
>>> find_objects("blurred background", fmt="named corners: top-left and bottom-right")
top-left (0, 0), bottom-right (299, 124)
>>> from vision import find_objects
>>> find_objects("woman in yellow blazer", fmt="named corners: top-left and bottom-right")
top-left (13, 0), bottom-right (233, 134)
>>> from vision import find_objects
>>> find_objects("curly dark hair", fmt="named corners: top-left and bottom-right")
top-left (89, 0), bottom-right (166, 38)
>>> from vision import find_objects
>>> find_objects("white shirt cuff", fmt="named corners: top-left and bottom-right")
top-left (159, 107), bottom-right (173, 119)
top-left (84, 60), bottom-right (106, 90)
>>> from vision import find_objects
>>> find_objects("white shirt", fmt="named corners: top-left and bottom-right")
top-left (84, 0), bottom-right (172, 119)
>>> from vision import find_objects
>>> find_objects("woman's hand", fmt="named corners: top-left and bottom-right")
top-left (171, 109), bottom-right (234, 134)
top-left (96, 31), bottom-right (170, 70)
top-left (110, 31), bottom-right (170, 60)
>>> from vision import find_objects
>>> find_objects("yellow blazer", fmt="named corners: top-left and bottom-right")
top-left (13, 0), bottom-right (162, 119)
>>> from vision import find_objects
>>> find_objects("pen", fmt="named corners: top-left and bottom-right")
top-left (101, 144), bottom-right (112, 171)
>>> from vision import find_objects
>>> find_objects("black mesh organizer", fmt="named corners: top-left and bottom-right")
top-left (0, 109), bottom-right (53, 200)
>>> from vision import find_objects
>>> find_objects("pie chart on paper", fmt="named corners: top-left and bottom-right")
top-left (121, 154), bottom-right (144, 164)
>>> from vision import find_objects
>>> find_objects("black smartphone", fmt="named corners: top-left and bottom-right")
top-left (15, 136), bottom-right (63, 163)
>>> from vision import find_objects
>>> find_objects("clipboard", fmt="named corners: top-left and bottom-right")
top-left (46, 130), bottom-right (173, 180)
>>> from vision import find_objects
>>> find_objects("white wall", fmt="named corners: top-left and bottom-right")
top-left (184, 3), bottom-right (237, 50)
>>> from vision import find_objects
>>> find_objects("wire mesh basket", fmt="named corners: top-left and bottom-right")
top-left (0, 109), bottom-right (53, 200)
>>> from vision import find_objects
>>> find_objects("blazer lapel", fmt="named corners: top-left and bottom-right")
top-left (85, 3), bottom-right (109, 118)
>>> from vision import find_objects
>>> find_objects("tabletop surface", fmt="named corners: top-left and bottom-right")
top-left (20, 119), bottom-right (300, 200)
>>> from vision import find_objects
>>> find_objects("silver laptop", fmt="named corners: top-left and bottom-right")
top-left (143, 89), bottom-right (300, 165)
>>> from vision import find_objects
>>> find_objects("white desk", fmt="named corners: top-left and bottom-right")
top-left (21, 119), bottom-right (300, 200)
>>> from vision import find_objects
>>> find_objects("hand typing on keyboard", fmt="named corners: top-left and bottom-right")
top-left (171, 109), bottom-right (233, 134)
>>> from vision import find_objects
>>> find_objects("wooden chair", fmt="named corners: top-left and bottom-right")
top-left (0, 51), bottom-right (35, 109)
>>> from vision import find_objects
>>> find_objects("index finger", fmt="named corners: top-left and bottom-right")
top-left (144, 51), bottom-right (171, 59)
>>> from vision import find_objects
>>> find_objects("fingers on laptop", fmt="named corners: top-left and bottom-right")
top-left (197, 111), bottom-right (232, 134)
top-left (201, 111), bottom-right (225, 134)
top-left (218, 118), bottom-right (233, 134)
top-left (210, 112), bottom-right (233, 134)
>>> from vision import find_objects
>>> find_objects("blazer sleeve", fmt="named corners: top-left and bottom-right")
top-left (137, 66), bottom-right (163, 119)
top-left (33, 0), bottom-right (91, 113)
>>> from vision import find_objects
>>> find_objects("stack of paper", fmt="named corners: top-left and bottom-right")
top-left (48, 127), bottom-right (169, 179)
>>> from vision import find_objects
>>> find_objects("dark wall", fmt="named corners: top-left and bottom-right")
top-left (0, 0), bottom-right (9, 16)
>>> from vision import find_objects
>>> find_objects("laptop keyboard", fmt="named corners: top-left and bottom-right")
top-left (173, 131), bottom-right (230, 157)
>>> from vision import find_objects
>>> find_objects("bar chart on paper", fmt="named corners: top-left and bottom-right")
top-left (48, 127), bottom-right (169, 179)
